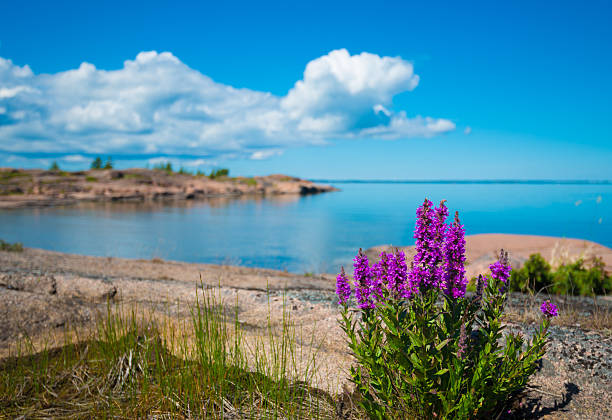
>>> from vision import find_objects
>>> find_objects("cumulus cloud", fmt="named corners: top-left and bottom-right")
top-left (0, 49), bottom-right (454, 162)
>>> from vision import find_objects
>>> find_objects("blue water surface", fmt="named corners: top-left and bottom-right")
top-left (0, 182), bottom-right (610, 273)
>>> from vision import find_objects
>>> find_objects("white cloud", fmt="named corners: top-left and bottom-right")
top-left (250, 149), bottom-right (283, 160)
top-left (62, 154), bottom-right (89, 162)
top-left (464, 126), bottom-right (472, 135)
top-left (0, 50), bottom-right (454, 162)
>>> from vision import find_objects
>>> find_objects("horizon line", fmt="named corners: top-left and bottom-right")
top-left (309, 179), bottom-right (612, 185)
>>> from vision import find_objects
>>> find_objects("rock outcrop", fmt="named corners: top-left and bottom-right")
top-left (0, 168), bottom-right (338, 208)
top-left (365, 233), bottom-right (612, 279)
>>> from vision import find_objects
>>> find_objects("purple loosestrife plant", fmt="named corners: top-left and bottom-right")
top-left (386, 249), bottom-right (408, 299)
top-left (408, 199), bottom-right (449, 292)
top-left (336, 199), bottom-right (557, 419)
top-left (353, 249), bottom-right (374, 309)
top-left (369, 252), bottom-right (388, 303)
top-left (540, 300), bottom-right (559, 318)
top-left (489, 250), bottom-right (512, 293)
top-left (335, 266), bottom-right (351, 305)
top-left (490, 250), bottom-right (512, 283)
top-left (442, 211), bottom-right (467, 298)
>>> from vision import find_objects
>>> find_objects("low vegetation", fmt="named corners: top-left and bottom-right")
top-left (0, 287), bottom-right (337, 419)
top-left (466, 253), bottom-right (611, 297)
top-left (508, 253), bottom-right (611, 296)
top-left (209, 168), bottom-right (229, 179)
top-left (0, 239), bottom-right (24, 252)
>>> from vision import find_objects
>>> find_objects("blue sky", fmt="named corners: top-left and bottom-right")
top-left (0, 0), bottom-right (610, 179)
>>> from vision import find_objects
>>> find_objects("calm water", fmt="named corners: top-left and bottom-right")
top-left (0, 182), bottom-right (610, 273)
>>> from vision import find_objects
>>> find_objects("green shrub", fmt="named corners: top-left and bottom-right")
top-left (0, 239), bottom-right (24, 252)
top-left (508, 253), bottom-right (611, 296)
top-left (85, 176), bottom-right (97, 182)
top-left (551, 258), bottom-right (611, 295)
top-left (49, 161), bottom-right (60, 171)
top-left (508, 253), bottom-right (552, 293)
top-left (337, 199), bottom-right (557, 419)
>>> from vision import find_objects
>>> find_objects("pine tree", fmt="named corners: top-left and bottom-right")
top-left (91, 157), bottom-right (103, 170)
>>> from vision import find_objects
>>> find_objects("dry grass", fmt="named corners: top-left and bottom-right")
top-left (503, 292), bottom-right (611, 333)
top-left (0, 288), bottom-right (360, 419)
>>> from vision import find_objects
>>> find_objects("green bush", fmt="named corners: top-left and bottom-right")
top-left (508, 253), bottom-right (552, 293)
top-left (551, 258), bottom-right (611, 295)
top-left (508, 253), bottom-right (611, 296)
top-left (0, 239), bottom-right (24, 252)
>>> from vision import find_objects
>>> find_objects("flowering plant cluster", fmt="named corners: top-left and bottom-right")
top-left (337, 199), bottom-right (558, 419)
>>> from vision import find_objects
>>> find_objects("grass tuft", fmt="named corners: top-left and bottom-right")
top-left (0, 286), bottom-right (348, 419)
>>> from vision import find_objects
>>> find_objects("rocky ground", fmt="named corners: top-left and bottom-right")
top-left (1, 243), bottom-right (611, 419)
top-left (0, 168), bottom-right (337, 208)
top-left (365, 233), bottom-right (612, 279)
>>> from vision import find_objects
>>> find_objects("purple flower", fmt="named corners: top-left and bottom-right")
top-left (489, 250), bottom-right (512, 284)
top-left (354, 249), bottom-right (374, 309)
top-left (369, 254), bottom-right (387, 303)
top-left (386, 249), bottom-right (408, 298)
top-left (335, 266), bottom-right (351, 305)
top-left (432, 201), bottom-right (449, 282)
top-left (409, 199), bottom-right (448, 292)
top-left (442, 211), bottom-right (467, 298)
top-left (540, 300), bottom-right (559, 318)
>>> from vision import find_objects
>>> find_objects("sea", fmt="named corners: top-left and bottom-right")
top-left (0, 181), bottom-right (610, 274)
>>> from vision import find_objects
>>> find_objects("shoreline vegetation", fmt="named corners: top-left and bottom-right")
top-left (0, 167), bottom-right (338, 209)
top-left (1, 233), bottom-right (611, 417)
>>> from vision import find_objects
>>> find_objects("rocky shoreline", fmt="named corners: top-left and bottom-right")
top-left (1, 245), bottom-right (611, 418)
top-left (0, 168), bottom-right (338, 208)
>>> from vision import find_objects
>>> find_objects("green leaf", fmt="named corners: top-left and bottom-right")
top-left (435, 338), bottom-right (451, 351)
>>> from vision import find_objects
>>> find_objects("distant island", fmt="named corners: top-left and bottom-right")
top-left (0, 167), bottom-right (338, 208)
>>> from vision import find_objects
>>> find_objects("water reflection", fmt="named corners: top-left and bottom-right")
top-left (58, 193), bottom-right (303, 213)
